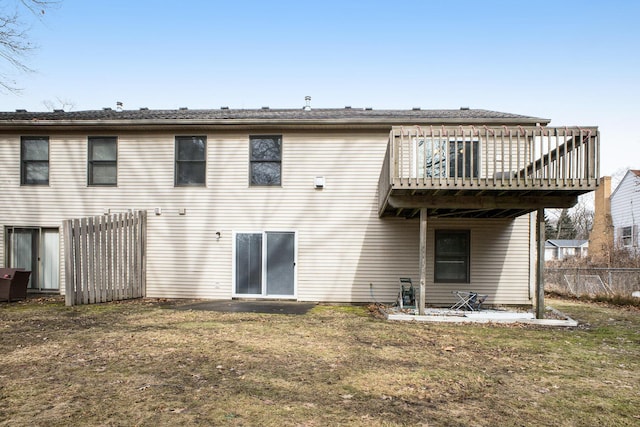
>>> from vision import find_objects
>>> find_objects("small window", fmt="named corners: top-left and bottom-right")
top-left (250, 135), bottom-right (281, 186)
top-left (621, 226), bottom-right (633, 247)
top-left (21, 137), bottom-right (49, 185)
top-left (175, 136), bottom-right (206, 186)
top-left (88, 137), bottom-right (117, 186)
top-left (435, 230), bottom-right (470, 283)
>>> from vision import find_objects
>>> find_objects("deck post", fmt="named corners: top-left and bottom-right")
top-left (536, 208), bottom-right (545, 319)
top-left (419, 208), bottom-right (427, 315)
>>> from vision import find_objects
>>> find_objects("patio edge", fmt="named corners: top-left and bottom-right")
top-left (380, 307), bottom-right (579, 327)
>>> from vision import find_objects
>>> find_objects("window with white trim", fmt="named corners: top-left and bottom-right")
top-left (621, 226), bottom-right (633, 247)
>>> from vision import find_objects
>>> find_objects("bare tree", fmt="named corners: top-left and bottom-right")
top-left (555, 208), bottom-right (577, 239)
top-left (42, 96), bottom-right (75, 111)
top-left (570, 196), bottom-right (594, 240)
top-left (611, 167), bottom-right (631, 190)
top-left (0, 1), bottom-right (60, 92)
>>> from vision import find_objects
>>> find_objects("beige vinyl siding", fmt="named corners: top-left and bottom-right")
top-left (0, 130), bottom-right (534, 304)
top-left (425, 216), bottom-right (532, 305)
top-left (357, 215), bottom-right (533, 306)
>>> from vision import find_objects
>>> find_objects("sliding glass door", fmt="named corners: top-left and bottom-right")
top-left (6, 227), bottom-right (60, 291)
top-left (235, 231), bottom-right (295, 297)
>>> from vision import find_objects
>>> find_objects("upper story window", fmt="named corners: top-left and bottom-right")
top-left (88, 137), bottom-right (117, 186)
top-left (175, 136), bottom-right (206, 186)
top-left (250, 135), bottom-right (281, 186)
top-left (21, 136), bottom-right (49, 185)
top-left (434, 230), bottom-right (470, 283)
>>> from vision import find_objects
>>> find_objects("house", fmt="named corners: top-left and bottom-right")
top-left (610, 169), bottom-right (640, 250)
top-left (545, 239), bottom-right (589, 261)
top-left (0, 106), bottom-right (600, 315)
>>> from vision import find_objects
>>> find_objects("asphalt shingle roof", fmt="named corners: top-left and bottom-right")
top-left (0, 107), bottom-right (548, 124)
top-left (545, 239), bottom-right (589, 248)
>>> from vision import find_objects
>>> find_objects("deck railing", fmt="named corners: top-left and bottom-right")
top-left (379, 125), bottom-right (600, 194)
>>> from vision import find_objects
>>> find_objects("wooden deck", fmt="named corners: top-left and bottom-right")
top-left (378, 125), bottom-right (600, 218)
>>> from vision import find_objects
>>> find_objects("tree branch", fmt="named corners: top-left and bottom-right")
top-left (0, 1), bottom-right (60, 92)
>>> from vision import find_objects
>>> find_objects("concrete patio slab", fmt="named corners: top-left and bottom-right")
top-left (382, 307), bottom-right (578, 327)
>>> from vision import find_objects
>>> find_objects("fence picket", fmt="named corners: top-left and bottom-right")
top-left (132, 213), bottom-right (139, 298)
top-left (117, 213), bottom-right (123, 301)
top-left (87, 216), bottom-right (96, 304)
top-left (106, 215), bottom-right (113, 302)
top-left (98, 215), bottom-right (107, 303)
top-left (122, 213), bottom-right (129, 299)
top-left (63, 219), bottom-right (75, 306)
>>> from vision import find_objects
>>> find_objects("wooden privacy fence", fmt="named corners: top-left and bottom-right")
top-left (63, 211), bottom-right (147, 306)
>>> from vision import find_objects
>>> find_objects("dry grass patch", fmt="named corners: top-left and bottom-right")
top-left (0, 297), bottom-right (638, 426)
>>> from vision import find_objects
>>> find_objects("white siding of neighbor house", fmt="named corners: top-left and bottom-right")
top-left (610, 171), bottom-right (640, 245)
top-left (0, 130), bottom-right (533, 305)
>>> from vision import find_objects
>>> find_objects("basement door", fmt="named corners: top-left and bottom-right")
top-left (234, 232), bottom-right (296, 298)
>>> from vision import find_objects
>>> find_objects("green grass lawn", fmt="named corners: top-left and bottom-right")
top-left (0, 297), bottom-right (638, 426)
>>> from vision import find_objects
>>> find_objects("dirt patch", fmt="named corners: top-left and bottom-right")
top-left (174, 300), bottom-right (317, 315)
top-left (1, 297), bottom-right (638, 426)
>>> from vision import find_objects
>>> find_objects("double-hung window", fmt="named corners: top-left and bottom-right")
top-left (621, 226), bottom-right (633, 247)
top-left (21, 137), bottom-right (49, 185)
top-left (175, 136), bottom-right (206, 186)
top-left (434, 230), bottom-right (470, 283)
top-left (88, 137), bottom-right (117, 186)
top-left (250, 135), bottom-right (282, 186)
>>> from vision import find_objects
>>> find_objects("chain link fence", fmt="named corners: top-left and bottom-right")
top-left (546, 268), bottom-right (640, 298)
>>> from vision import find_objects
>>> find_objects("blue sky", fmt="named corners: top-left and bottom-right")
top-left (1, 0), bottom-right (638, 176)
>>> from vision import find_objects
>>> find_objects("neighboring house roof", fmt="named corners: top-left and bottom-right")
top-left (0, 107), bottom-right (550, 129)
top-left (545, 239), bottom-right (589, 248)
top-left (610, 169), bottom-right (640, 200)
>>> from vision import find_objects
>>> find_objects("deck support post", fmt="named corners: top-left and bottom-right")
top-left (535, 208), bottom-right (545, 319)
top-left (419, 208), bottom-right (427, 315)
